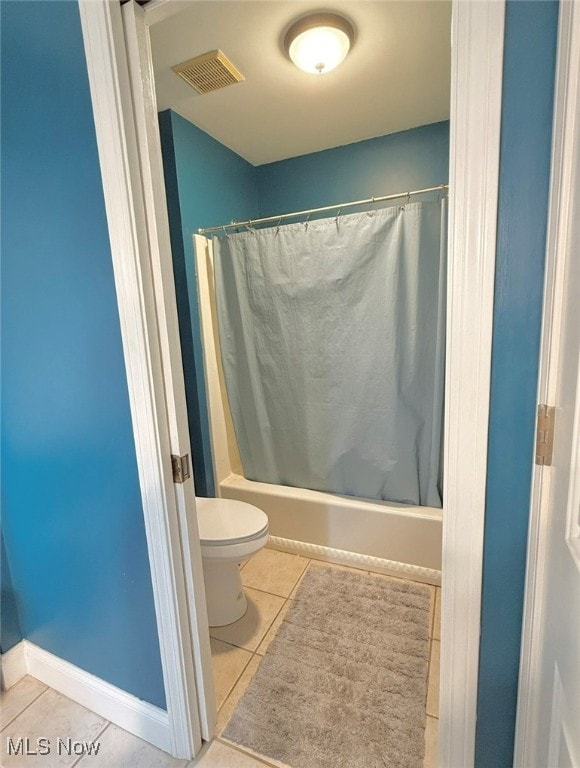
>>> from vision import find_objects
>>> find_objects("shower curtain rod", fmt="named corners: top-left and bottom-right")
top-left (197, 183), bottom-right (449, 235)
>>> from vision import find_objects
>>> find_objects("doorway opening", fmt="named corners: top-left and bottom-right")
top-left (80, 0), bottom-right (505, 763)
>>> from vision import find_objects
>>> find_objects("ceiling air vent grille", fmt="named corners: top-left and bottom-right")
top-left (172, 50), bottom-right (245, 95)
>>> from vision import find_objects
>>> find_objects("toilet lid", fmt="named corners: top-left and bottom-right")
top-left (196, 498), bottom-right (269, 546)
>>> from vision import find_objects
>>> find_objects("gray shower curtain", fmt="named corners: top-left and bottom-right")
top-left (213, 199), bottom-right (446, 507)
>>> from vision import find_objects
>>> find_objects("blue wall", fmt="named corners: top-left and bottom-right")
top-left (1, 1), bottom-right (165, 708)
top-left (256, 121), bottom-right (449, 217)
top-left (158, 110), bottom-right (259, 496)
top-left (161, 115), bottom-right (449, 497)
top-left (1, 533), bottom-right (22, 653)
top-left (475, 2), bottom-right (559, 765)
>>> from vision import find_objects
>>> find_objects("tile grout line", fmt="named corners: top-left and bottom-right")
top-left (212, 591), bottom-right (288, 656)
top-left (424, 587), bottom-right (438, 712)
top-left (430, 588), bottom-right (436, 637)
top-left (255, 599), bottom-right (289, 656)
top-left (216, 735), bottom-right (284, 768)
top-left (215, 652), bottom-right (257, 742)
top-left (0, 684), bottom-right (50, 733)
top-left (238, 583), bottom-right (295, 600)
top-left (71, 720), bottom-right (111, 767)
top-left (287, 559), bottom-right (314, 598)
top-left (425, 637), bottom-right (433, 711)
top-left (243, 552), bottom-right (311, 587)
top-left (426, 637), bottom-right (441, 719)
top-left (216, 649), bottom-right (265, 740)
top-left (212, 563), bottom-right (307, 653)
top-left (216, 648), bottom-right (255, 712)
top-left (242, 557), bottom-right (311, 601)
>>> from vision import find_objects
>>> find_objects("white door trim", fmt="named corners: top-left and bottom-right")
top-left (515, 2), bottom-right (580, 765)
top-left (78, 0), bottom-right (205, 759)
top-left (441, 2), bottom-right (505, 765)
top-left (120, 2), bottom-right (216, 743)
top-left (82, 0), bottom-right (505, 764)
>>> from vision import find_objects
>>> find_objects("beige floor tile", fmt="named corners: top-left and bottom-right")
top-left (288, 565), bottom-right (309, 599)
top-left (1, 688), bottom-right (107, 767)
top-left (433, 589), bottom-right (441, 641)
top-left (423, 715), bottom-right (439, 768)
top-left (255, 600), bottom-right (291, 656)
top-left (210, 588), bottom-right (284, 652)
top-left (307, 558), bottom-right (367, 574)
top-left (241, 549), bottom-right (308, 598)
top-left (0, 675), bottom-right (47, 730)
top-left (210, 638), bottom-right (253, 709)
top-left (216, 655), bottom-right (262, 736)
top-left (191, 740), bottom-right (270, 767)
top-left (218, 740), bottom-right (290, 768)
top-left (77, 723), bottom-right (188, 767)
top-left (426, 640), bottom-right (440, 718)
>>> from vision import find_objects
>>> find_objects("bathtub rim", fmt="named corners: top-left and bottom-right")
top-left (220, 471), bottom-right (442, 584)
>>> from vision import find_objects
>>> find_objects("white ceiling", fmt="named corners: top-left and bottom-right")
top-left (151, 1), bottom-right (451, 166)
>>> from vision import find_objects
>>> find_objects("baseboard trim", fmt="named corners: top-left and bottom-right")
top-left (1, 642), bottom-right (28, 690)
top-left (2, 641), bottom-right (170, 753)
top-left (268, 536), bottom-right (441, 586)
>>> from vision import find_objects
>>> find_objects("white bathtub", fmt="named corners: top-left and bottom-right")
top-left (194, 235), bottom-right (442, 585)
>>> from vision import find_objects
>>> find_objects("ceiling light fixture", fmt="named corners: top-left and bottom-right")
top-left (284, 13), bottom-right (355, 75)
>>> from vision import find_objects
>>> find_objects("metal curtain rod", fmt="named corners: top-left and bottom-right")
top-left (197, 184), bottom-right (449, 235)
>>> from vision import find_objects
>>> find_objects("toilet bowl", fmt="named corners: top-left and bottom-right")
top-left (196, 497), bottom-right (269, 627)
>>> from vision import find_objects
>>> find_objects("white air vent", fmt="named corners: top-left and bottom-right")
top-left (172, 50), bottom-right (245, 95)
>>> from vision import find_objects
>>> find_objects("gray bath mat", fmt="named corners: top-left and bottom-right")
top-left (223, 565), bottom-right (431, 768)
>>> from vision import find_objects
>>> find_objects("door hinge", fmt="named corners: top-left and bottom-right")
top-left (535, 404), bottom-right (555, 466)
top-left (171, 453), bottom-right (191, 483)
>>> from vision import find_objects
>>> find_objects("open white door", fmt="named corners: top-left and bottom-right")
top-left (516, 2), bottom-right (580, 765)
top-left (120, 0), bottom-right (217, 744)
top-left (79, 0), bottom-right (215, 758)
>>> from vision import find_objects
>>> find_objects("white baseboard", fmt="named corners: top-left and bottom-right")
top-left (1, 642), bottom-right (28, 690)
top-left (268, 535), bottom-right (442, 586)
top-left (1, 641), bottom-right (171, 754)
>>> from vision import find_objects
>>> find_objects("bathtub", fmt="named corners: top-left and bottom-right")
top-left (194, 235), bottom-right (442, 585)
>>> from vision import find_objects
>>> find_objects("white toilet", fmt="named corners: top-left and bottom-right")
top-left (196, 497), bottom-right (269, 627)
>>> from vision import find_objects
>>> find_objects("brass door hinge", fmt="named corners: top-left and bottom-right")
top-left (535, 404), bottom-right (555, 466)
top-left (171, 454), bottom-right (191, 483)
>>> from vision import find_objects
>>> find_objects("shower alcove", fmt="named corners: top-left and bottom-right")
top-left (194, 230), bottom-right (443, 585)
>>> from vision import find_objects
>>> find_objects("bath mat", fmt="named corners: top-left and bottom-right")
top-left (222, 565), bottom-right (431, 768)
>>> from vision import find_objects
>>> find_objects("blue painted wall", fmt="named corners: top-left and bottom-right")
top-left (1, 533), bottom-right (22, 653)
top-left (475, 2), bottom-right (559, 765)
top-left (158, 110), bottom-right (258, 496)
top-left (1, 1), bottom-right (165, 708)
top-left (256, 121), bottom-right (449, 217)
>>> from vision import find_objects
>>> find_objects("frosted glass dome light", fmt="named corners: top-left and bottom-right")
top-left (284, 14), bottom-right (355, 75)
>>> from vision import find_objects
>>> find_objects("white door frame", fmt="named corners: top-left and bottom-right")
top-left (514, 2), bottom-right (580, 765)
top-left (80, 0), bottom-right (505, 763)
top-left (78, 0), bottom-right (214, 759)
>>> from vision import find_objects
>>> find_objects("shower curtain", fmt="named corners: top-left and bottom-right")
top-left (213, 199), bottom-right (446, 507)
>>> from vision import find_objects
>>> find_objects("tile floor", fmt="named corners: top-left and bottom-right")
top-left (0, 549), bottom-right (440, 767)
